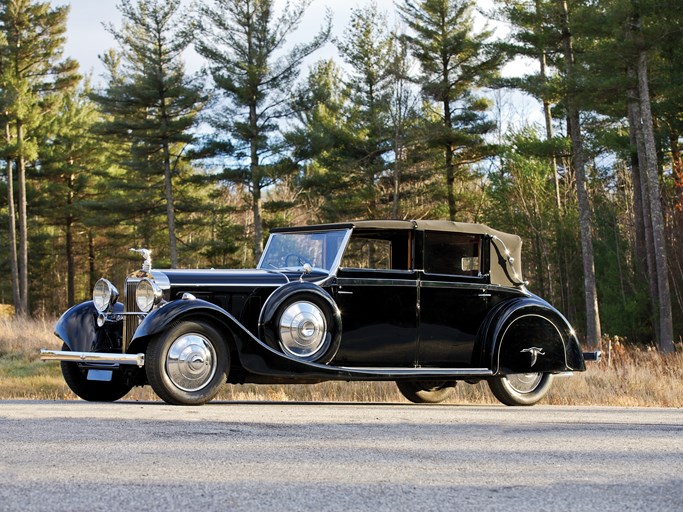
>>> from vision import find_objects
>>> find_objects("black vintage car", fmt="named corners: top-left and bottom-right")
top-left (41, 220), bottom-right (598, 406)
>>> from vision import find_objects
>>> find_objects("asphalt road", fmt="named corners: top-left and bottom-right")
top-left (0, 401), bottom-right (681, 511)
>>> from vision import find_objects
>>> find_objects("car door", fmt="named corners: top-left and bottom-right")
top-left (417, 231), bottom-right (490, 367)
top-left (331, 231), bottom-right (419, 367)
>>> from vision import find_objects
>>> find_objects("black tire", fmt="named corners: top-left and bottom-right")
top-left (396, 380), bottom-right (456, 404)
top-left (60, 344), bottom-right (133, 402)
top-left (146, 321), bottom-right (229, 405)
top-left (488, 372), bottom-right (554, 406)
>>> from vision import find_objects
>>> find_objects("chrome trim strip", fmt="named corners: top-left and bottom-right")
top-left (139, 282), bottom-right (285, 288)
top-left (40, 349), bottom-right (145, 367)
top-left (337, 367), bottom-right (493, 377)
top-left (420, 280), bottom-right (488, 290)
top-left (330, 229), bottom-right (353, 275)
top-left (336, 277), bottom-right (418, 287)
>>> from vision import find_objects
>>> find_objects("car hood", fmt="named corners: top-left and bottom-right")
top-left (151, 268), bottom-right (330, 290)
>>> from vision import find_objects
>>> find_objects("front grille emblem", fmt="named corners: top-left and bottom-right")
top-left (521, 347), bottom-right (545, 367)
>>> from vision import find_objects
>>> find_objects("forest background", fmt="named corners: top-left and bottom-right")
top-left (0, 0), bottom-right (681, 353)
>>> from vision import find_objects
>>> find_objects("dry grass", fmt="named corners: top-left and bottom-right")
top-left (0, 316), bottom-right (681, 406)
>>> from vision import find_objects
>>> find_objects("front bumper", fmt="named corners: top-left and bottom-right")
top-left (40, 349), bottom-right (145, 367)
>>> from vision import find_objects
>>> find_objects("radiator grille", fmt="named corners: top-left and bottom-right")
top-left (122, 278), bottom-right (142, 351)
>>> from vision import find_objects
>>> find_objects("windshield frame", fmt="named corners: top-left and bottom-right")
top-left (257, 228), bottom-right (353, 274)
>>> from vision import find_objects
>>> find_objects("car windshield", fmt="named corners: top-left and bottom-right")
top-left (258, 229), bottom-right (350, 272)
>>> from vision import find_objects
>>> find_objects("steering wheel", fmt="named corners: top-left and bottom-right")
top-left (283, 253), bottom-right (311, 267)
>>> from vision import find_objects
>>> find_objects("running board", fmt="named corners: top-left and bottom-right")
top-left (336, 367), bottom-right (493, 378)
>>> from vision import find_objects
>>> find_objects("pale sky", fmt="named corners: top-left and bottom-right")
top-left (55, 0), bottom-right (394, 80)
top-left (53, 0), bottom-right (539, 127)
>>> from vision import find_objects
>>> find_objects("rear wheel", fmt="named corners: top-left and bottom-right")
top-left (488, 372), bottom-right (553, 406)
top-left (146, 321), bottom-right (229, 405)
top-left (396, 380), bottom-right (455, 404)
top-left (60, 344), bottom-right (133, 402)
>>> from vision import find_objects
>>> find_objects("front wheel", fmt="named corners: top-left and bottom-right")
top-left (488, 372), bottom-right (553, 406)
top-left (60, 344), bottom-right (133, 402)
top-left (396, 380), bottom-right (456, 404)
top-left (146, 321), bottom-right (229, 405)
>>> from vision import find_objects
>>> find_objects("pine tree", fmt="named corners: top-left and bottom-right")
top-left (92, 0), bottom-right (206, 268)
top-left (287, 59), bottom-right (354, 222)
top-left (335, 2), bottom-right (394, 219)
top-left (398, 0), bottom-right (502, 221)
top-left (35, 85), bottom-right (111, 307)
top-left (494, 0), bottom-right (565, 209)
top-left (196, 0), bottom-right (330, 262)
top-left (0, 0), bottom-right (80, 315)
top-left (556, 0), bottom-right (602, 348)
top-left (626, 0), bottom-right (674, 353)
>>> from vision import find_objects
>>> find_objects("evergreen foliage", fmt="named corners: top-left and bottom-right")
top-left (0, 0), bottom-right (680, 350)
top-left (91, 0), bottom-right (207, 268)
top-left (196, 0), bottom-right (331, 262)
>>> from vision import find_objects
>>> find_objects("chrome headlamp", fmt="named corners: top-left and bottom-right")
top-left (93, 278), bottom-right (119, 313)
top-left (135, 278), bottom-right (163, 313)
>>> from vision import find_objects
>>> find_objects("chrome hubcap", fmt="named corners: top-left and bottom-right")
top-left (279, 301), bottom-right (327, 358)
top-left (165, 333), bottom-right (217, 392)
top-left (506, 372), bottom-right (542, 393)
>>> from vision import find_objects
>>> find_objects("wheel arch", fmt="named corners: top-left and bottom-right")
top-left (479, 297), bottom-right (585, 374)
top-left (128, 299), bottom-right (242, 357)
top-left (258, 281), bottom-right (342, 363)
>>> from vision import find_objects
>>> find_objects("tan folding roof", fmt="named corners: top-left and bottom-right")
top-left (349, 220), bottom-right (523, 286)
top-left (273, 219), bottom-right (524, 286)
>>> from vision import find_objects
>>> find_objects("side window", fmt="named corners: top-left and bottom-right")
top-left (424, 232), bottom-right (480, 276)
top-left (342, 238), bottom-right (392, 270)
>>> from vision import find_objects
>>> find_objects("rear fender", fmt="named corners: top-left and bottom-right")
top-left (480, 297), bottom-right (585, 374)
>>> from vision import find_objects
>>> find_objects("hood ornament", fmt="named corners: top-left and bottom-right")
top-left (130, 248), bottom-right (152, 272)
top-left (521, 347), bottom-right (545, 367)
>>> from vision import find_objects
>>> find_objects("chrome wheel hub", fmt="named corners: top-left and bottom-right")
top-left (506, 372), bottom-right (542, 393)
top-left (166, 333), bottom-right (217, 392)
top-left (279, 301), bottom-right (327, 358)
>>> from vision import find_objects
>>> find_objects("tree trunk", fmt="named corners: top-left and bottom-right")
top-left (627, 102), bottom-right (647, 268)
top-left (627, 81), bottom-right (658, 344)
top-left (5, 124), bottom-right (20, 314)
top-left (559, 0), bottom-right (601, 348)
top-left (392, 158), bottom-right (401, 220)
top-left (635, 50), bottom-right (674, 353)
top-left (65, 172), bottom-right (76, 306)
top-left (535, 0), bottom-right (561, 211)
top-left (443, 96), bottom-right (456, 221)
top-left (162, 142), bottom-right (178, 267)
top-left (16, 121), bottom-right (29, 316)
top-left (88, 230), bottom-right (96, 293)
top-left (250, 103), bottom-right (264, 263)
top-left (66, 213), bottom-right (75, 307)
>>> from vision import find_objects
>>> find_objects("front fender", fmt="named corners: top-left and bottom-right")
top-left (480, 296), bottom-right (585, 374)
top-left (54, 301), bottom-right (124, 353)
top-left (129, 298), bottom-right (245, 350)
